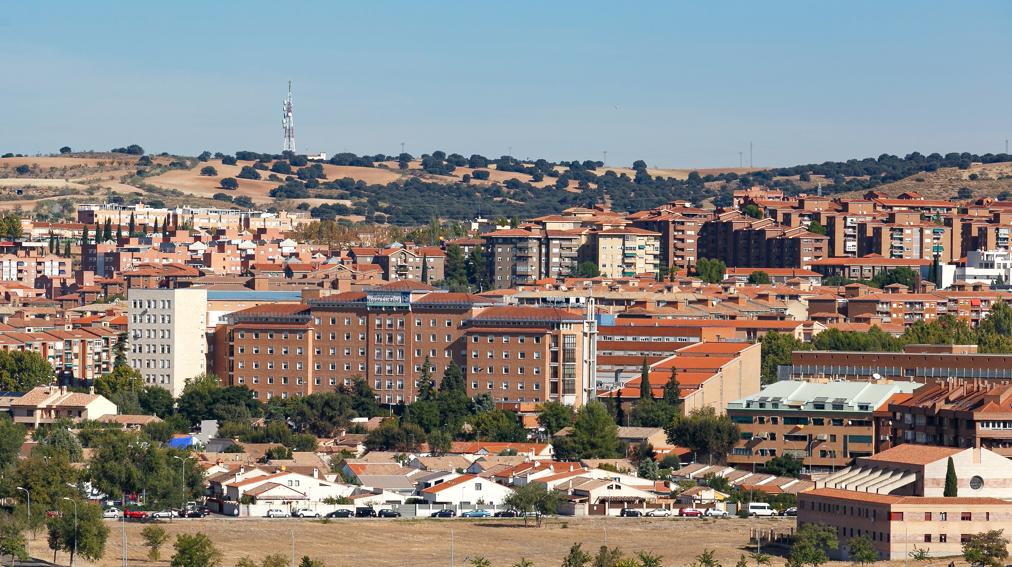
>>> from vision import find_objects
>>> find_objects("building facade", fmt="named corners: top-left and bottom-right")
top-left (128, 287), bottom-right (208, 396)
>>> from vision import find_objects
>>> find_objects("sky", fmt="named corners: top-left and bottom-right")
top-left (2, 1), bottom-right (1011, 168)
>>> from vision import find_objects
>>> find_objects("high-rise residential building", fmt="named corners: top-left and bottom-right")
top-left (484, 229), bottom-right (543, 289)
top-left (128, 288), bottom-right (208, 396)
top-left (594, 227), bottom-right (661, 278)
top-left (628, 203), bottom-right (711, 273)
top-left (698, 212), bottom-right (829, 268)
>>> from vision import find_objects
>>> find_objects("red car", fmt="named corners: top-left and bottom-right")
top-left (678, 507), bottom-right (704, 517)
top-left (124, 509), bottom-right (149, 520)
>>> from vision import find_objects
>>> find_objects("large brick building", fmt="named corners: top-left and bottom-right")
top-left (213, 282), bottom-right (596, 405)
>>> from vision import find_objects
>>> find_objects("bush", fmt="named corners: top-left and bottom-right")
top-left (59, 146), bottom-right (72, 154)
top-left (220, 178), bottom-right (239, 190)
top-left (221, 155), bottom-right (237, 165)
top-left (472, 170), bottom-right (491, 180)
top-left (199, 166), bottom-right (217, 176)
top-left (111, 144), bottom-right (145, 155)
top-left (237, 166), bottom-right (261, 180)
top-left (212, 193), bottom-right (233, 202)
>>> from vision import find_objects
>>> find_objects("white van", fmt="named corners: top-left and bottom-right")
top-left (746, 502), bottom-right (776, 517)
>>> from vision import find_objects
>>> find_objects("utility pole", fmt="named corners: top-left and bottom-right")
top-left (400, 142), bottom-right (405, 155)
top-left (602, 150), bottom-right (607, 166)
top-left (16, 487), bottom-right (29, 558)
top-left (749, 141), bottom-right (753, 171)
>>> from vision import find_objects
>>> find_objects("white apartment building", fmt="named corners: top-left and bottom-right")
top-left (940, 249), bottom-right (1012, 289)
top-left (128, 288), bottom-right (208, 396)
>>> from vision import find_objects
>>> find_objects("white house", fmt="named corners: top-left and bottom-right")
top-left (420, 474), bottom-right (514, 506)
top-left (224, 470), bottom-right (355, 516)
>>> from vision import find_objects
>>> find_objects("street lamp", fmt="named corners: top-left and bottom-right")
top-left (173, 455), bottom-right (188, 520)
top-left (16, 486), bottom-right (30, 557)
top-left (62, 497), bottom-right (78, 567)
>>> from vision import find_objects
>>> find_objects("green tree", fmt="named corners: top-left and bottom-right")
top-left (34, 425), bottom-right (84, 462)
top-left (747, 271), bottom-right (771, 285)
top-left (847, 534), bottom-right (877, 565)
top-left (95, 365), bottom-right (143, 398)
top-left (364, 418), bottom-right (425, 452)
top-left (501, 483), bottom-right (559, 527)
top-left (576, 261), bottom-right (601, 278)
top-left (666, 407), bottom-right (739, 464)
top-left (593, 545), bottom-right (624, 567)
top-left (789, 523), bottom-right (838, 567)
top-left (469, 409), bottom-right (525, 442)
top-left (299, 557), bottom-right (326, 567)
top-left (807, 221), bottom-right (827, 235)
top-left (0, 416), bottom-right (26, 470)
top-left (102, 218), bottom-right (112, 241)
top-left (759, 454), bottom-right (803, 478)
top-left (417, 357), bottom-right (436, 401)
top-left (742, 203), bottom-right (763, 219)
top-left (562, 543), bottom-right (592, 567)
top-left (220, 177), bottom-right (239, 190)
top-left (427, 429), bottom-right (453, 455)
top-left (638, 359), bottom-right (653, 400)
top-left (421, 255), bottom-right (430, 283)
top-left (141, 525), bottom-right (168, 562)
top-left (200, 165), bottom-right (218, 176)
top-left (171, 533), bottom-right (223, 567)
top-left (636, 551), bottom-right (664, 567)
top-left (554, 401), bottom-right (620, 460)
top-left (944, 456), bottom-right (958, 497)
top-left (139, 385), bottom-right (175, 418)
top-left (691, 549), bottom-right (721, 567)
top-left (537, 401), bottom-right (574, 436)
top-left (760, 331), bottom-right (809, 384)
top-left (46, 500), bottom-right (109, 566)
top-left (662, 368), bottom-right (680, 406)
top-left (0, 350), bottom-right (55, 392)
top-left (695, 258), bottom-right (726, 284)
top-left (0, 516), bottom-right (29, 565)
top-left (963, 529), bottom-right (1009, 567)
top-left (444, 244), bottom-right (468, 290)
top-left (512, 559), bottom-right (535, 567)
top-left (468, 556), bottom-right (491, 567)
top-left (0, 212), bottom-right (23, 239)
top-left (262, 554), bottom-right (290, 567)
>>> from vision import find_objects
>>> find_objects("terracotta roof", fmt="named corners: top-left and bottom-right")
top-left (421, 474), bottom-right (479, 494)
top-left (862, 444), bottom-right (962, 466)
top-left (805, 487), bottom-right (1007, 506)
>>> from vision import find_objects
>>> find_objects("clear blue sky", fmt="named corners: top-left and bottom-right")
top-left (3, 1), bottom-right (1010, 168)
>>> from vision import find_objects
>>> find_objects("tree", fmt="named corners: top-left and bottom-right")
top-left (562, 543), bottom-right (592, 567)
top-left (666, 407), bottom-right (739, 464)
top-left (944, 456), bottom-right (958, 497)
top-left (139, 385), bottom-right (175, 418)
top-left (81, 225), bottom-right (89, 246)
top-left (638, 359), bottom-right (653, 401)
top-left (636, 552), bottom-right (664, 567)
top-left (200, 165), bottom-right (218, 176)
top-left (789, 523), bottom-right (838, 567)
top-left (662, 368), bottom-right (680, 406)
top-left (59, 146), bottom-right (72, 154)
top-left (847, 534), bottom-right (877, 565)
top-left (444, 244), bottom-right (468, 290)
top-left (691, 549), bottom-right (721, 567)
top-left (469, 409), bottom-right (525, 442)
top-left (299, 557), bottom-right (326, 567)
top-left (695, 258), bottom-right (726, 284)
top-left (171, 533), bottom-right (223, 567)
top-left (501, 484), bottom-right (559, 527)
top-left (102, 218), bottom-right (112, 241)
top-left (0, 517), bottom-right (29, 565)
top-left (593, 545), bottom-right (624, 567)
top-left (512, 559), bottom-right (535, 567)
top-left (421, 255), bottom-right (429, 283)
top-left (537, 401), bottom-right (574, 436)
top-left (95, 365), bottom-right (143, 398)
top-left (141, 525), bottom-right (168, 562)
top-left (761, 332), bottom-right (809, 384)
top-left (576, 261), bottom-right (600, 278)
top-left (220, 177), bottom-right (239, 190)
top-left (0, 416), bottom-right (26, 470)
top-left (759, 454), bottom-right (803, 478)
top-left (554, 401), bottom-right (620, 460)
top-left (237, 166), bottom-right (261, 180)
top-left (46, 500), bottom-right (109, 565)
top-left (364, 418), bottom-right (425, 452)
top-left (0, 350), bottom-right (54, 391)
top-left (261, 554), bottom-right (290, 567)
top-left (742, 203), bottom-right (763, 219)
top-left (0, 212), bottom-right (23, 239)
top-left (468, 556), bottom-right (491, 567)
top-left (963, 529), bottom-right (1009, 567)
top-left (807, 221), bottom-right (827, 235)
top-left (34, 425), bottom-right (84, 462)
top-left (747, 271), bottom-right (771, 285)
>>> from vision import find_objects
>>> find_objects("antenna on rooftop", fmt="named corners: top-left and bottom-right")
top-left (282, 81), bottom-right (296, 153)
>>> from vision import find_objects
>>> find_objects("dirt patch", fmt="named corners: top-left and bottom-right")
top-left (68, 516), bottom-right (918, 567)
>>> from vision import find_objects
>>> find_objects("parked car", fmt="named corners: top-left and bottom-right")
top-left (377, 509), bottom-right (401, 518)
top-left (431, 509), bottom-right (456, 518)
top-left (493, 510), bottom-right (517, 518)
top-left (325, 509), bottom-right (353, 518)
top-left (619, 508), bottom-right (643, 517)
top-left (461, 509), bottom-right (491, 518)
top-left (645, 508), bottom-right (671, 517)
top-left (678, 507), bottom-right (704, 517)
top-left (185, 509), bottom-right (208, 518)
top-left (355, 507), bottom-right (377, 518)
top-left (102, 508), bottom-right (121, 519)
top-left (295, 509), bottom-right (321, 518)
top-left (265, 509), bottom-right (289, 518)
top-left (705, 508), bottom-right (729, 518)
top-left (746, 503), bottom-right (776, 517)
top-left (123, 509), bottom-right (148, 520)
top-left (150, 510), bottom-right (175, 519)
top-left (780, 507), bottom-right (798, 517)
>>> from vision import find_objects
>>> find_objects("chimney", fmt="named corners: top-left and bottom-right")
top-left (313, 467), bottom-right (319, 479)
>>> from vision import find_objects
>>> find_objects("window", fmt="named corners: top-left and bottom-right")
top-left (939, 512), bottom-right (947, 521)
top-left (939, 534), bottom-right (947, 543)
top-left (924, 512), bottom-right (932, 521)
top-left (475, 483), bottom-right (482, 491)
top-left (923, 534), bottom-right (931, 543)
top-left (889, 512), bottom-right (903, 521)
top-left (961, 512), bottom-right (972, 521)
top-left (970, 476), bottom-right (984, 490)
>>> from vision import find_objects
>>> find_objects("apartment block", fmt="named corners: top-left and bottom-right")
top-left (372, 246), bottom-right (445, 283)
top-left (859, 212), bottom-right (958, 262)
top-left (697, 212), bottom-right (828, 268)
top-left (128, 288), bottom-right (208, 396)
top-left (782, 344), bottom-right (1012, 383)
top-left (594, 227), bottom-right (660, 278)
top-left (484, 229), bottom-right (543, 289)
top-left (0, 242), bottom-right (72, 287)
top-left (725, 380), bottom-right (920, 472)
top-left (627, 203), bottom-right (711, 272)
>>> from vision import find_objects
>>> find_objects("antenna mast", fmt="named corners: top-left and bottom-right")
top-left (282, 81), bottom-right (296, 153)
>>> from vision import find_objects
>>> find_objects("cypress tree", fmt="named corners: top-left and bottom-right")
top-left (102, 219), bottom-right (112, 241)
top-left (944, 456), bottom-right (958, 497)
top-left (128, 213), bottom-right (136, 237)
top-left (639, 358), bottom-right (653, 400)
top-left (421, 255), bottom-right (429, 283)
top-left (63, 240), bottom-right (71, 257)
top-left (81, 225), bottom-right (89, 246)
top-left (662, 367), bottom-right (681, 406)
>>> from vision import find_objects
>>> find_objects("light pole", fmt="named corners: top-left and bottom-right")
top-left (16, 486), bottom-right (30, 557)
top-left (62, 497), bottom-right (78, 567)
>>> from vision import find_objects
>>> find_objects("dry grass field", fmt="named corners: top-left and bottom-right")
top-left (58, 516), bottom-right (955, 567)
top-left (840, 162), bottom-right (1012, 201)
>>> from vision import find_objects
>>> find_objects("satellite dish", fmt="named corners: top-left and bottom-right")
top-left (872, 373), bottom-right (882, 381)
